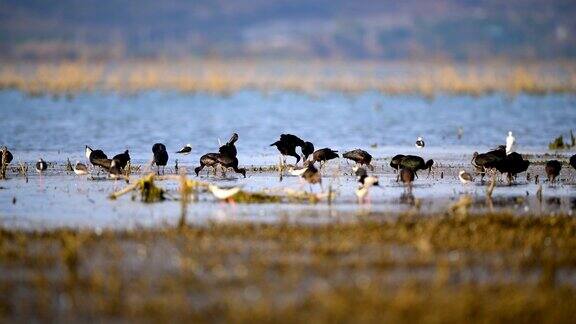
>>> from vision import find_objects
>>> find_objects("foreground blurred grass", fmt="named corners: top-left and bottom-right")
top-left (1, 60), bottom-right (576, 96)
top-left (1, 212), bottom-right (576, 322)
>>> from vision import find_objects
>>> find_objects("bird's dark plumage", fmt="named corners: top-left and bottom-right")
top-left (545, 160), bottom-right (562, 182)
top-left (86, 145), bottom-right (108, 165)
top-left (471, 146), bottom-right (506, 179)
top-left (218, 154), bottom-right (246, 178)
top-left (397, 155), bottom-right (434, 176)
top-left (312, 148), bottom-right (339, 164)
top-left (152, 143), bottom-right (168, 174)
top-left (112, 150), bottom-right (130, 170)
top-left (496, 152), bottom-right (530, 183)
top-left (0, 149), bottom-right (13, 165)
top-left (219, 133), bottom-right (239, 158)
top-left (570, 154), bottom-right (576, 170)
top-left (176, 145), bottom-right (192, 154)
top-left (343, 149), bottom-right (373, 169)
top-left (302, 141), bottom-right (315, 161)
top-left (195, 153), bottom-right (221, 176)
top-left (390, 154), bottom-right (405, 170)
top-left (271, 134), bottom-right (306, 164)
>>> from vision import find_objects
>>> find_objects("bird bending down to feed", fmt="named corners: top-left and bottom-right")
top-left (270, 134), bottom-right (306, 166)
top-left (471, 145), bottom-right (506, 181)
top-left (415, 137), bottom-right (425, 149)
top-left (85, 145), bottom-right (108, 172)
top-left (343, 149), bottom-right (374, 171)
top-left (302, 141), bottom-right (315, 161)
top-left (495, 152), bottom-right (530, 184)
top-left (195, 153), bottom-right (221, 176)
top-left (152, 143), bottom-right (169, 175)
top-left (208, 184), bottom-right (241, 201)
top-left (112, 150), bottom-right (130, 170)
top-left (458, 170), bottom-right (473, 185)
top-left (73, 161), bottom-right (88, 175)
top-left (176, 144), bottom-right (192, 155)
top-left (545, 160), bottom-right (561, 183)
top-left (392, 155), bottom-right (434, 180)
top-left (354, 166), bottom-right (379, 203)
top-left (312, 148), bottom-right (339, 168)
top-left (35, 159), bottom-right (47, 173)
top-left (506, 131), bottom-right (515, 155)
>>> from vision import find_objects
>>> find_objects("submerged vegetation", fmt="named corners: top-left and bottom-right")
top-left (1, 60), bottom-right (576, 97)
top-left (1, 213), bottom-right (576, 321)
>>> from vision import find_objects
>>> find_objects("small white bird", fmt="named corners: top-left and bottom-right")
top-left (74, 161), bottom-right (88, 175)
top-left (176, 144), bottom-right (192, 155)
top-left (506, 131), bottom-right (515, 155)
top-left (35, 158), bottom-right (47, 173)
top-left (415, 136), bottom-right (425, 149)
top-left (458, 170), bottom-right (474, 185)
top-left (208, 184), bottom-right (241, 200)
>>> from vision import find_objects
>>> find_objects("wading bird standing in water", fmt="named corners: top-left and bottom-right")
top-left (152, 143), bottom-right (169, 175)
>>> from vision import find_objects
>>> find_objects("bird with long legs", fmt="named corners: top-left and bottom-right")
top-left (152, 143), bottom-right (169, 175)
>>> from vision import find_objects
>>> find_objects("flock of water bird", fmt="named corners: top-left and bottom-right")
top-left (1, 130), bottom-right (576, 203)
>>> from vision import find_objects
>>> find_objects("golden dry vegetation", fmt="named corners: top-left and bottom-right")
top-left (1, 213), bottom-right (576, 322)
top-left (1, 59), bottom-right (576, 97)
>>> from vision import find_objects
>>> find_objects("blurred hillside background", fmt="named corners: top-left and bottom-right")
top-left (1, 0), bottom-right (575, 61)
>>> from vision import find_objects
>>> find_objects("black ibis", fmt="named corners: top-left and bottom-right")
top-left (545, 160), bottom-right (561, 183)
top-left (343, 149), bottom-right (373, 170)
top-left (152, 143), bottom-right (169, 175)
top-left (312, 148), bottom-right (339, 168)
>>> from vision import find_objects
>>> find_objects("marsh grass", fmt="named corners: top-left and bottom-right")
top-left (1, 60), bottom-right (576, 96)
top-left (1, 212), bottom-right (576, 322)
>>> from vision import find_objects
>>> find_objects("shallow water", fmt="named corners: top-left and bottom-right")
top-left (0, 90), bottom-right (575, 228)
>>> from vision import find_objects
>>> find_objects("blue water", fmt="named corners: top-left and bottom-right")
top-left (0, 90), bottom-right (575, 164)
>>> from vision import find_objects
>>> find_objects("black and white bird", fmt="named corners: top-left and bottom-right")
top-left (415, 136), bottom-right (425, 149)
top-left (458, 170), bottom-right (474, 185)
top-left (176, 144), bottom-right (192, 155)
top-left (270, 134), bottom-right (306, 165)
top-left (312, 148), bottom-right (339, 168)
top-left (109, 159), bottom-right (124, 179)
top-left (152, 143), bottom-right (169, 175)
top-left (195, 153), bottom-right (221, 176)
top-left (343, 149), bottom-right (374, 170)
top-left (112, 150), bottom-right (130, 170)
top-left (35, 158), bottom-right (47, 173)
top-left (354, 166), bottom-right (379, 203)
top-left (85, 145), bottom-right (108, 171)
top-left (545, 160), bottom-right (562, 183)
top-left (73, 161), bottom-right (88, 175)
